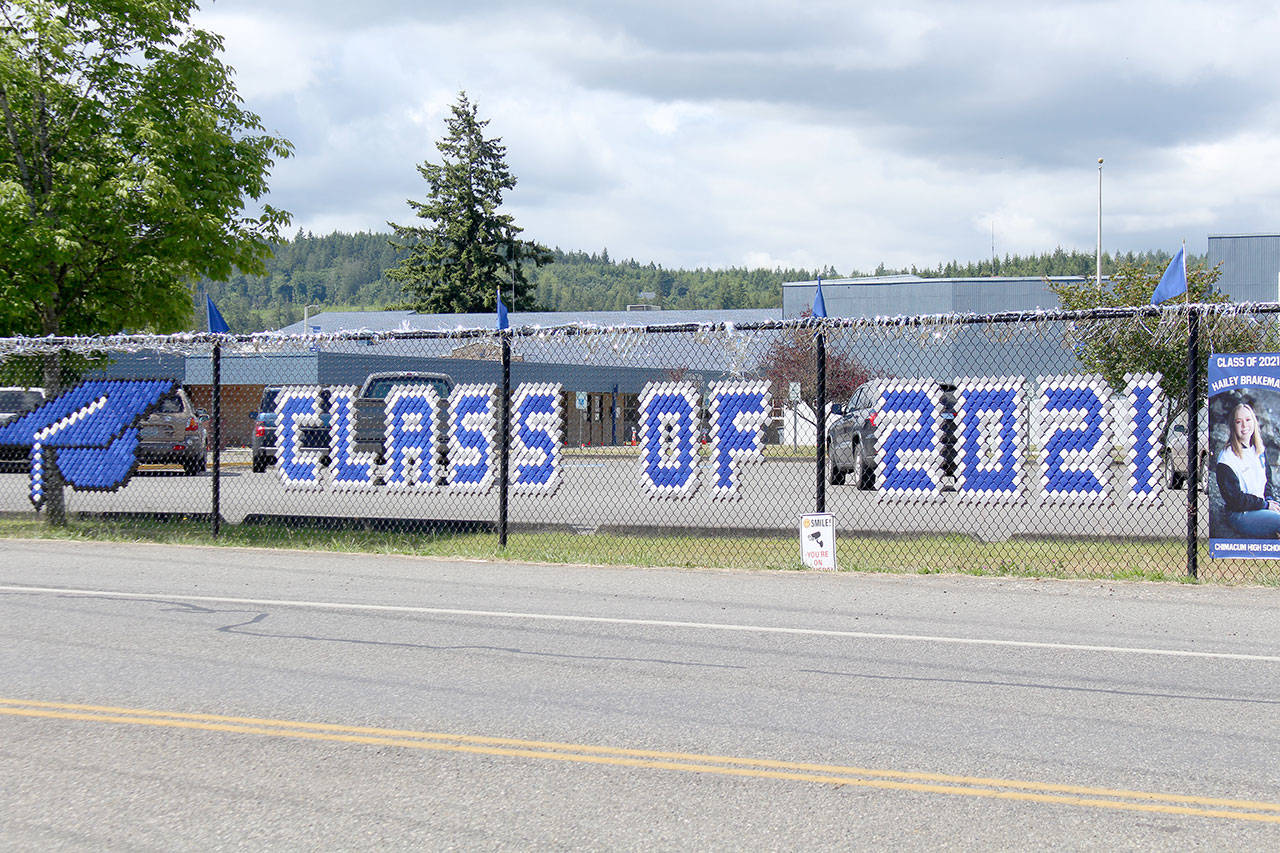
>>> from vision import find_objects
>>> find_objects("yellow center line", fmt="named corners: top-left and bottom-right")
top-left (2, 698), bottom-right (1277, 824)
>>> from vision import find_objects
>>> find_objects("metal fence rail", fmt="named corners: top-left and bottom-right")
top-left (2, 302), bottom-right (1279, 584)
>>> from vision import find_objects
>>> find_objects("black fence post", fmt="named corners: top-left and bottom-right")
top-left (1185, 307), bottom-right (1200, 580)
top-left (211, 342), bottom-right (222, 539)
top-left (498, 331), bottom-right (511, 549)
top-left (816, 326), bottom-right (827, 514)
top-left (611, 383), bottom-right (618, 446)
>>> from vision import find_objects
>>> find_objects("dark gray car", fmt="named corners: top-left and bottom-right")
top-left (0, 387), bottom-right (45, 469)
top-left (826, 379), bottom-right (957, 489)
top-left (251, 386), bottom-right (332, 472)
top-left (0, 387), bottom-right (45, 426)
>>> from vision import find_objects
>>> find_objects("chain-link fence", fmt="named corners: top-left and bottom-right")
top-left (2, 303), bottom-right (1279, 584)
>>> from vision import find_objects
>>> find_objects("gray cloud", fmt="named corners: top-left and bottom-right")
top-left (558, 39), bottom-right (1271, 170)
top-left (200, 0), bottom-right (1280, 268)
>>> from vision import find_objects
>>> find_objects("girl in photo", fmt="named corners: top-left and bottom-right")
top-left (1216, 401), bottom-right (1280, 538)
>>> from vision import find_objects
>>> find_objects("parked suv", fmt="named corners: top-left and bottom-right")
top-left (251, 385), bottom-right (332, 472)
top-left (826, 379), bottom-right (957, 489)
top-left (136, 387), bottom-right (209, 475)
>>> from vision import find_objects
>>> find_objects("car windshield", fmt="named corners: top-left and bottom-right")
top-left (259, 388), bottom-right (280, 411)
top-left (366, 378), bottom-right (451, 399)
top-left (0, 390), bottom-right (41, 411)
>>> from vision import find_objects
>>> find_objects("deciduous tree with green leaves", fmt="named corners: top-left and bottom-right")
top-left (0, 0), bottom-right (291, 348)
top-left (388, 91), bottom-right (550, 314)
top-left (0, 0), bottom-right (291, 522)
top-left (1048, 261), bottom-right (1279, 429)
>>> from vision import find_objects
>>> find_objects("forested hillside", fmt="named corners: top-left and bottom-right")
top-left (198, 230), bottom-right (1188, 332)
top-left (525, 249), bottom-right (838, 314)
top-left (907, 246), bottom-right (1179, 279)
top-left (200, 231), bottom-right (403, 332)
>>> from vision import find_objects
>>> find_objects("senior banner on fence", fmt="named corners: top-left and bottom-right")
top-left (1208, 352), bottom-right (1280, 557)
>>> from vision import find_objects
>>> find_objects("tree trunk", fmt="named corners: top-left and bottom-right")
top-left (40, 349), bottom-right (66, 526)
top-left (40, 299), bottom-right (66, 526)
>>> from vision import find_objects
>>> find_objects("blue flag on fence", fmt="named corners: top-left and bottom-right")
top-left (497, 288), bottom-right (509, 330)
top-left (812, 279), bottom-right (827, 318)
top-left (206, 295), bottom-right (229, 333)
top-left (1151, 246), bottom-right (1187, 305)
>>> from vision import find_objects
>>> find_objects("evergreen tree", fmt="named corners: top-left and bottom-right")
top-left (387, 91), bottom-right (550, 313)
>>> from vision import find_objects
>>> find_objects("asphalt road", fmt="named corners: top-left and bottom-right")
top-left (1, 540), bottom-right (1277, 849)
top-left (0, 455), bottom-right (1199, 540)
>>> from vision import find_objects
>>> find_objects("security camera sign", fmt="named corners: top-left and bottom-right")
top-left (800, 513), bottom-right (837, 570)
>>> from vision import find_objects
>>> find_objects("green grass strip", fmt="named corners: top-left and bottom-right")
top-left (2, 516), bottom-right (1276, 586)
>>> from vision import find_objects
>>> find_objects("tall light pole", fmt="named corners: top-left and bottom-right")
top-left (502, 225), bottom-right (519, 312)
top-left (1096, 158), bottom-right (1104, 290)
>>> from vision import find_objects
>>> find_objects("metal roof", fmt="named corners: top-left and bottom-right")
top-left (781, 275), bottom-right (1086, 289)
top-left (277, 307), bottom-right (781, 336)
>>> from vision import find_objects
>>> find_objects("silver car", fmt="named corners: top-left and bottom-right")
top-left (136, 388), bottom-right (209, 475)
top-left (1163, 409), bottom-right (1208, 490)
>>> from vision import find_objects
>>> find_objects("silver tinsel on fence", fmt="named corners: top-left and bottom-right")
top-left (3, 303), bottom-right (1279, 373)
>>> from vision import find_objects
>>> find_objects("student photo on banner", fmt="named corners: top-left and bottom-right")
top-left (1208, 350), bottom-right (1280, 550)
top-left (1211, 393), bottom-right (1280, 539)
top-left (1206, 352), bottom-right (1280, 556)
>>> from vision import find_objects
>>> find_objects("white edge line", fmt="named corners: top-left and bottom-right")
top-left (2, 584), bottom-right (1278, 663)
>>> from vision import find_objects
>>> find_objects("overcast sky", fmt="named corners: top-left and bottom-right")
top-left (195, 0), bottom-right (1280, 272)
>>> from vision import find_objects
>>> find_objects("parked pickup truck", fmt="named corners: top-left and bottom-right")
top-left (353, 371), bottom-right (455, 462)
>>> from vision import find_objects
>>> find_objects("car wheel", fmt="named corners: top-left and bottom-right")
top-left (852, 442), bottom-right (870, 490)
top-left (184, 458), bottom-right (204, 476)
top-left (826, 441), bottom-right (846, 486)
top-left (1163, 454), bottom-right (1186, 490)
top-left (252, 455), bottom-right (268, 473)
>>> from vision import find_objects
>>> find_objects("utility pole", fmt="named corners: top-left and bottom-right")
top-left (1096, 158), bottom-right (1104, 291)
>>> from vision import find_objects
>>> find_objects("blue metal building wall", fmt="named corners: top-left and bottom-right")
top-left (315, 352), bottom-right (676, 393)
top-left (83, 351), bottom-right (185, 381)
top-left (184, 353), bottom-right (318, 386)
top-left (178, 351), bottom-right (689, 394)
top-left (1208, 234), bottom-right (1280, 302)
top-left (781, 275), bottom-right (1075, 319)
top-left (782, 276), bottom-right (1081, 381)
